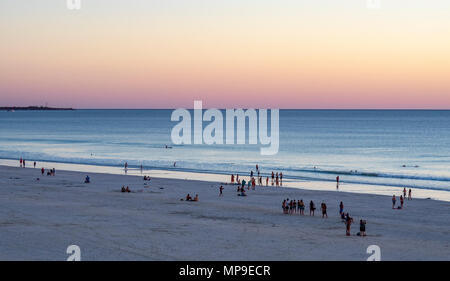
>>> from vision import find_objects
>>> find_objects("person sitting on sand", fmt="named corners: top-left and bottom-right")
top-left (85, 175), bottom-right (90, 183)
top-left (392, 195), bottom-right (396, 209)
top-left (121, 186), bottom-right (126, 192)
top-left (186, 194), bottom-right (192, 201)
top-left (359, 219), bottom-right (367, 236)
top-left (309, 200), bottom-right (315, 216)
top-left (321, 202), bottom-right (328, 218)
top-left (193, 194), bottom-right (199, 201)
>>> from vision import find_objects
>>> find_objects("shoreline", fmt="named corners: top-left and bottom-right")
top-left (0, 164), bottom-right (449, 260)
top-left (2, 158), bottom-right (450, 202)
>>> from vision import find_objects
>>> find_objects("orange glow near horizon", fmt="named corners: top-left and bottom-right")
top-left (1, 1), bottom-right (450, 109)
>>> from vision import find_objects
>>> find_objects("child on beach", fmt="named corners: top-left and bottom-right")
top-left (359, 220), bottom-right (367, 236)
top-left (219, 186), bottom-right (224, 196)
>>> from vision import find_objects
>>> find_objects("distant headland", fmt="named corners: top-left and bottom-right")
top-left (0, 106), bottom-right (74, 111)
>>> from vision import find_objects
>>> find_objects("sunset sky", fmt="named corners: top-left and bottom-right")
top-left (1, 0), bottom-right (449, 109)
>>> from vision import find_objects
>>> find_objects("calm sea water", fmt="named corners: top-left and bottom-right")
top-left (1, 110), bottom-right (449, 192)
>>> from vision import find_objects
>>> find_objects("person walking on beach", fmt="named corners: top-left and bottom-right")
top-left (41, 167), bottom-right (45, 176)
top-left (403, 187), bottom-right (407, 198)
top-left (336, 176), bottom-right (339, 185)
top-left (345, 213), bottom-right (353, 236)
top-left (23, 159), bottom-right (26, 168)
top-left (400, 195), bottom-right (404, 209)
top-left (219, 186), bottom-right (224, 196)
top-left (275, 173), bottom-right (279, 186)
top-left (20, 157), bottom-right (23, 167)
top-left (266, 177), bottom-right (269, 186)
top-left (408, 188), bottom-right (412, 200)
top-left (280, 172), bottom-right (283, 185)
top-left (309, 200), bottom-right (316, 216)
top-left (321, 202), bottom-right (328, 218)
top-left (392, 195), bottom-right (396, 209)
top-left (339, 201), bottom-right (344, 216)
top-left (271, 171), bottom-right (274, 185)
top-left (231, 174), bottom-right (234, 184)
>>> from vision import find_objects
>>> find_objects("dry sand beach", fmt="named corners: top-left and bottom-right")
top-left (0, 165), bottom-right (449, 261)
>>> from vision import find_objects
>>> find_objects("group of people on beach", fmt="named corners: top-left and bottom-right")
top-left (19, 158), bottom-right (37, 169)
top-left (392, 188), bottom-right (412, 209)
top-left (281, 198), bottom-right (367, 236)
top-left (42, 167), bottom-right (56, 176)
top-left (185, 194), bottom-right (199, 201)
top-left (282, 199), bottom-right (328, 218)
top-left (230, 165), bottom-right (284, 190)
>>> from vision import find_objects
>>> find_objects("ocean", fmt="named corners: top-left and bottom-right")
top-left (1, 109), bottom-right (450, 193)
